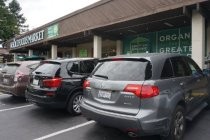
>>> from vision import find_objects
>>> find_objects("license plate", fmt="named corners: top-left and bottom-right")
top-left (3, 78), bottom-right (9, 84)
top-left (98, 90), bottom-right (111, 100)
top-left (32, 79), bottom-right (39, 85)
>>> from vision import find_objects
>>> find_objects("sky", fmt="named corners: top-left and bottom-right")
top-left (15, 0), bottom-right (100, 30)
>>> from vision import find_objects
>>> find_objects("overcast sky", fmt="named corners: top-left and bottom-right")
top-left (15, 0), bottom-right (100, 30)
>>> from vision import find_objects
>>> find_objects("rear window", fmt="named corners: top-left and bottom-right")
top-left (33, 62), bottom-right (60, 76)
top-left (92, 60), bottom-right (152, 81)
top-left (2, 64), bottom-right (20, 74)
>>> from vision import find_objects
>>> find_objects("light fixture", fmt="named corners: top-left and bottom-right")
top-left (164, 22), bottom-right (174, 27)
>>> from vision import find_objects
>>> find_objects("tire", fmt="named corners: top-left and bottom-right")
top-left (206, 97), bottom-right (210, 109)
top-left (66, 91), bottom-right (83, 115)
top-left (206, 85), bottom-right (210, 109)
top-left (161, 105), bottom-right (186, 140)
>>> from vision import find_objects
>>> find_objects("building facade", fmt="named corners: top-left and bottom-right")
top-left (4, 0), bottom-right (210, 68)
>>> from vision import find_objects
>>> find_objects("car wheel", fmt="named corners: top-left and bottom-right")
top-left (161, 105), bottom-right (185, 140)
top-left (206, 90), bottom-right (210, 109)
top-left (206, 97), bottom-right (210, 109)
top-left (67, 92), bottom-right (83, 115)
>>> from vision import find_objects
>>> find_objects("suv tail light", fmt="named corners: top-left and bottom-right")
top-left (42, 77), bottom-right (62, 88)
top-left (83, 80), bottom-right (90, 89)
top-left (123, 84), bottom-right (159, 98)
top-left (14, 71), bottom-right (25, 82)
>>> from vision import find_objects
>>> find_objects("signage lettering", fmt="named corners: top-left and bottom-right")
top-left (10, 30), bottom-right (45, 48)
top-left (159, 33), bottom-right (190, 42)
top-left (123, 27), bottom-right (191, 56)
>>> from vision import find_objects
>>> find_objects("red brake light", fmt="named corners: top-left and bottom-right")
top-left (43, 77), bottom-right (62, 88)
top-left (123, 84), bottom-right (159, 98)
top-left (111, 58), bottom-right (123, 61)
top-left (123, 84), bottom-right (142, 97)
top-left (14, 71), bottom-right (25, 82)
top-left (140, 85), bottom-right (159, 98)
top-left (83, 80), bottom-right (90, 89)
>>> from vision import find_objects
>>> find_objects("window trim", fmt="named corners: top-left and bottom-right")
top-left (170, 56), bottom-right (192, 78)
top-left (183, 56), bottom-right (203, 75)
top-left (161, 58), bottom-right (174, 79)
top-left (66, 61), bottom-right (80, 75)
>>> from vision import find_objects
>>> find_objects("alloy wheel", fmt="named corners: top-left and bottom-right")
top-left (174, 111), bottom-right (184, 140)
top-left (72, 95), bottom-right (83, 113)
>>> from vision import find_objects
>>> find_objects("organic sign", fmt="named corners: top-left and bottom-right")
top-left (47, 24), bottom-right (59, 38)
top-left (10, 30), bottom-right (45, 48)
top-left (79, 49), bottom-right (88, 57)
top-left (158, 27), bottom-right (191, 56)
top-left (123, 27), bottom-right (191, 56)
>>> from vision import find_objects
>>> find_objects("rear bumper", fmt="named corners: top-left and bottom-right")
top-left (25, 90), bottom-right (66, 108)
top-left (81, 102), bottom-right (169, 136)
top-left (0, 83), bottom-right (25, 97)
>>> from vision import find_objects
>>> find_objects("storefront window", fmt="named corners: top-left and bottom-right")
top-left (123, 27), bottom-right (191, 56)
top-left (64, 51), bottom-right (71, 58)
top-left (102, 46), bottom-right (116, 58)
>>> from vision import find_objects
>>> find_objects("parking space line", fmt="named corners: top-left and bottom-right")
top-left (34, 120), bottom-right (95, 140)
top-left (0, 104), bottom-right (34, 112)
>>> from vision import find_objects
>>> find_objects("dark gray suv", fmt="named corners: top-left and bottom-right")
top-left (81, 53), bottom-right (210, 140)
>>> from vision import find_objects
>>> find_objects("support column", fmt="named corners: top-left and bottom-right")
top-left (13, 53), bottom-right (17, 62)
top-left (207, 23), bottom-right (210, 56)
top-left (51, 44), bottom-right (57, 59)
top-left (116, 40), bottom-right (123, 55)
top-left (192, 10), bottom-right (205, 69)
top-left (72, 47), bottom-right (76, 58)
top-left (28, 50), bottom-right (33, 56)
top-left (93, 35), bottom-right (102, 58)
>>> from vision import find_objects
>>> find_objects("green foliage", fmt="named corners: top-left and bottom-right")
top-left (0, 0), bottom-right (27, 42)
top-left (9, 0), bottom-right (28, 33)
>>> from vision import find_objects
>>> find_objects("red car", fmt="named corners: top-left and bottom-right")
top-left (0, 61), bottom-right (40, 97)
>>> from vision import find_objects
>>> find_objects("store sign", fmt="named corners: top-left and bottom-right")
top-left (10, 30), bottom-right (45, 48)
top-left (129, 37), bottom-right (149, 53)
top-left (79, 49), bottom-right (88, 57)
top-left (123, 32), bottom-right (156, 54)
top-left (158, 27), bottom-right (191, 56)
top-left (123, 27), bottom-right (191, 56)
top-left (47, 24), bottom-right (59, 38)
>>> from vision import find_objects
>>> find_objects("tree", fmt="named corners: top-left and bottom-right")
top-left (0, 0), bottom-right (17, 41)
top-left (9, 0), bottom-right (28, 34)
top-left (0, 0), bottom-right (27, 43)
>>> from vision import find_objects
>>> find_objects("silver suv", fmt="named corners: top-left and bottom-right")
top-left (81, 53), bottom-right (210, 140)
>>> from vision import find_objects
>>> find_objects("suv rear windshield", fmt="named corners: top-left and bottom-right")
top-left (92, 60), bottom-right (152, 81)
top-left (33, 62), bottom-right (60, 76)
top-left (2, 64), bottom-right (20, 74)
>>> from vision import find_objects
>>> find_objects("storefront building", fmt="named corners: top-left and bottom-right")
top-left (4, 0), bottom-right (210, 69)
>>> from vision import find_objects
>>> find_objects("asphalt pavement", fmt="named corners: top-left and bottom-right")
top-left (0, 93), bottom-right (210, 140)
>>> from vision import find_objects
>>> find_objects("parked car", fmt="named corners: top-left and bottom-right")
top-left (81, 53), bottom-right (210, 140)
top-left (25, 58), bottom-right (98, 115)
top-left (0, 61), bottom-right (40, 97)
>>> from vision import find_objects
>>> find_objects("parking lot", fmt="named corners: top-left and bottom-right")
top-left (0, 93), bottom-right (209, 140)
